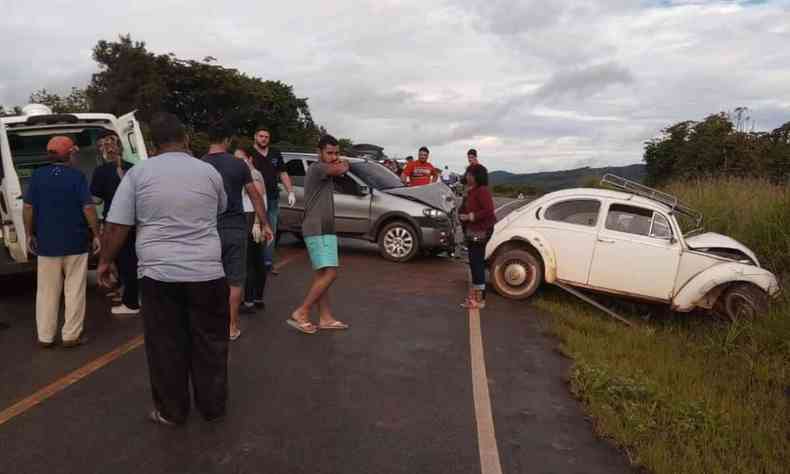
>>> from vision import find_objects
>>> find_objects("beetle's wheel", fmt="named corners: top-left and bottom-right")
top-left (716, 283), bottom-right (770, 322)
top-left (491, 248), bottom-right (543, 300)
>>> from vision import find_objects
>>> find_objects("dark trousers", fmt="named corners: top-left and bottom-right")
top-left (117, 232), bottom-right (139, 309)
top-left (468, 240), bottom-right (487, 290)
top-left (244, 214), bottom-right (268, 304)
top-left (140, 277), bottom-right (230, 424)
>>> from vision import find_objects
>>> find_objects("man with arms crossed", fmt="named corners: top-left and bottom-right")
top-left (23, 136), bottom-right (100, 348)
top-left (287, 135), bottom-right (349, 334)
top-left (250, 126), bottom-right (295, 280)
top-left (97, 113), bottom-right (230, 426)
top-left (203, 126), bottom-right (272, 340)
top-left (401, 146), bottom-right (439, 186)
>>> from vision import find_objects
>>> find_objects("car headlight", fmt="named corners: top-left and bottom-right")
top-left (423, 208), bottom-right (444, 219)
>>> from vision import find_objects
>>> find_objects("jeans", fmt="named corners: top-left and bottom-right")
top-left (262, 197), bottom-right (279, 268)
top-left (467, 241), bottom-right (487, 291)
top-left (117, 231), bottom-right (139, 309)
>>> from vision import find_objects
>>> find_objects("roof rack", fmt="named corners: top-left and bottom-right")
top-left (600, 174), bottom-right (703, 226)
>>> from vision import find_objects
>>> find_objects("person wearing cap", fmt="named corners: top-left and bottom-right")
top-left (90, 130), bottom-right (140, 316)
top-left (461, 148), bottom-right (487, 186)
top-left (23, 136), bottom-right (101, 348)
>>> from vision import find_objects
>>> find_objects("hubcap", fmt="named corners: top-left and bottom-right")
top-left (503, 261), bottom-right (529, 287)
top-left (384, 227), bottom-right (414, 258)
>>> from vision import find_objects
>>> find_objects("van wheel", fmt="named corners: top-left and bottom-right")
top-left (491, 248), bottom-right (543, 300)
top-left (378, 221), bottom-right (419, 262)
top-left (716, 283), bottom-right (769, 322)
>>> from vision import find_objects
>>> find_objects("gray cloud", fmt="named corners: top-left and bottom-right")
top-left (1, 0), bottom-right (789, 174)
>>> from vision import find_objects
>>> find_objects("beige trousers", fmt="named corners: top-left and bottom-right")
top-left (36, 254), bottom-right (88, 343)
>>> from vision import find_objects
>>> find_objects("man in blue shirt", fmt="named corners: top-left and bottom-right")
top-left (23, 136), bottom-right (101, 348)
top-left (90, 130), bottom-right (139, 316)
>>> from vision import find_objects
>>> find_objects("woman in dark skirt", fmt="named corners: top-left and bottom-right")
top-left (459, 164), bottom-right (496, 309)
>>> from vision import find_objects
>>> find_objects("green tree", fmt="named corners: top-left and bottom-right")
top-left (85, 35), bottom-right (321, 147)
top-left (338, 138), bottom-right (354, 155)
top-left (29, 87), bottom-right (90, 113)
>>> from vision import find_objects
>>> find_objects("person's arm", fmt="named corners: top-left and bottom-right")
top-left (468, 188), bottom-right (496, 223)
top-left (83, 205), bottom-right (101, 254)
top-left (280, 172), bottom-right (294, 195)
top-left (401, 162), bottom-right (412, 184)
top-left (23, 204), bottom-right (35, 254)
top-left (245, 182), bottom-right (273, 242)
top-left (325, 160), bottom-right (350, 177)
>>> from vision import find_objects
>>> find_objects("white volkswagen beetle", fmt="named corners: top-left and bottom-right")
top-left (485, 175), bottom-right (781, 320)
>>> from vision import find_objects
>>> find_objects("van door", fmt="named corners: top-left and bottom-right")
top-left (0, 121), bottom-right (28, 262)
top-left (115, 111), bottom-right (148, 164)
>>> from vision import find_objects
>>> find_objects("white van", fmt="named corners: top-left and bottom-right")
top-left (0, 104), bottom-right (148, 274)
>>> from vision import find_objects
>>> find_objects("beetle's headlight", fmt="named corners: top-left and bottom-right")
top-left (423, 208), bottom-right (443, 219)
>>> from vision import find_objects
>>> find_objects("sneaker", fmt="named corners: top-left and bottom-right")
top-left (38, 340), bottom-right (55, 349)
top-left (240, 303), bottom-right (256, 315)
top-left (149, 409), bottom-right (177, 427)
top-left (62, 335), bottom-right (89, 348)
top-left (254, 300), bottom-right (266, 310)
top-left (112, 304), bottom-right (141, 316)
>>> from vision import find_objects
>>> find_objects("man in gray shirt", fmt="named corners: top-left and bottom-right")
top-left (287, 135), bottom-right (350, 334)
top-left (97, 113), bottom-right (230, 426)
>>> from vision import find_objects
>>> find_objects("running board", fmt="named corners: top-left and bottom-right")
top-left (555, 283), bottom-right (634, 327)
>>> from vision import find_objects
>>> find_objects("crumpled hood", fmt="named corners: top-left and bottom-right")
top-left (383, 182), bottom-right (457, 213)
top-left (685, 232), bottom-right (760, 265)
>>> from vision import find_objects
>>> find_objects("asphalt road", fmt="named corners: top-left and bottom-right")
top-left (0, 230), bottom-right (633, 474)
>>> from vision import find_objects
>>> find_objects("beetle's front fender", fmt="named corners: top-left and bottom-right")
top-left (672, 262), bottom-right (781, 312)
top-left (485, 227), bottom-right (558, 283)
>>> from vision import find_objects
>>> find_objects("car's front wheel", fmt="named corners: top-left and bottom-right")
top-left (716, 283), bottom-right (769, 321)
top-left (491, 248), bottom-right (543, 300)
top-left (378, 221), bottom-right (419, 262)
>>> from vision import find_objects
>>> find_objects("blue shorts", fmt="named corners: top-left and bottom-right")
top-left (304, 235), bottom-right (339, 270)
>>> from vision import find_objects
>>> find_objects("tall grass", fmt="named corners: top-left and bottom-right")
top-left (536, 177), bottom-right (790, 474)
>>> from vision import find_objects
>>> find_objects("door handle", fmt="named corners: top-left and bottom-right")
top-left (597, 238), bottom-right (616, 244)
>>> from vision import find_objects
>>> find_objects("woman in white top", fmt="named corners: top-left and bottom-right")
top-left (235, 147), bottom-right (268, 312)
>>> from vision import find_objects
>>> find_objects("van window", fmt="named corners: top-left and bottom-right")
top-left (286, 159), bottom-right (306, 186)
top-left (8, 128), bottom-right (105, 193)
top-left (544, 199), bottom-right (601, 227)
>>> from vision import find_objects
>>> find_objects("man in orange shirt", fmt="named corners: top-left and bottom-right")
top-left (401, 146), bottom-right (439, 186)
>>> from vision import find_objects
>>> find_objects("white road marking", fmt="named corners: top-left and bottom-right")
top-left (469, 307), bottom-right (504, 474)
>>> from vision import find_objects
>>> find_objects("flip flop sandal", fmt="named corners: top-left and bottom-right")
top-left (318, 320), bottom-right (349, 330)
top-left (286, 318), bottom-right (318, 334)
top-left (229, 328), bottom-right (242, 341)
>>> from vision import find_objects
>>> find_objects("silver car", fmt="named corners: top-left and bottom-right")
top-left (278, 153), bottom-right (457, 262)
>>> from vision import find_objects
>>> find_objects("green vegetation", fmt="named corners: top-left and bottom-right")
top-left (490, 163), bottom-right (647, 193)
top-left (535, 177), bottom-right (789, 474)
top-left (644, 108), bottom-right (790, 186)
top-left (491, 183), bottom-right (543, 198)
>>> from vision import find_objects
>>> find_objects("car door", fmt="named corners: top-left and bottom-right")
top-left (332, 171), bottom-right (371, 235)
top-left (278, 158), bottom-right (307, 233)
top-left (0, 120), bottom-right (28, 262)
top-left (587, 202), bottom-right (681, 301)
top-left (538, 198), bottom-right (602, 284)
top-left (115, 111), bottom-right (149, 164)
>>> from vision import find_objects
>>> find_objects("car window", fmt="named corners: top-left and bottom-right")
top-left (334, 174), bottom-right (359, 195)
top-left (286, 159), bottom-right (306, 186)
top-left (544, 199), bottom-right (601, 227)
top-left (350, 161), bottom-right (403, 190)
top-left (605, 204), bottom-right (672, 239)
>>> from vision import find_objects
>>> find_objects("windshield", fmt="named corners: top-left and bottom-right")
top-left (350, 161), bottom-right (404, 190)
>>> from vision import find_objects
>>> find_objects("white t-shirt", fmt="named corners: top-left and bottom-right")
top-left (243, 168), bottom-right (266, 213)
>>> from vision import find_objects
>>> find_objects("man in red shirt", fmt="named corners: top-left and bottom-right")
top-left (401, 146), bottom-right (439, 186)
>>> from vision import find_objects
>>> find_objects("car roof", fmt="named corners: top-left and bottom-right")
top-left (537, 187), bottom-right (674, 213)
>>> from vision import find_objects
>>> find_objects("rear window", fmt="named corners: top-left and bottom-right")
top-left (8, 128), bottom-right (106, 192)
top-left (544, 199), bottom-right (601, 227)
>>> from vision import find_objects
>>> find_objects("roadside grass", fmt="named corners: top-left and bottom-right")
top-left (533, 177), bottom-right (790, 474)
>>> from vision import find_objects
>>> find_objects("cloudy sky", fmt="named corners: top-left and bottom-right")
top-left (2, 0), bottom-right (789, 173)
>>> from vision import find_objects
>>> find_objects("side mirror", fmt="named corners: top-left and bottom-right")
top-left (358, 185), bottom-right (370, 196)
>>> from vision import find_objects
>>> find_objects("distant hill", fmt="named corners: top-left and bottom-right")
top-left (490, 163), bottom-right (646, 193)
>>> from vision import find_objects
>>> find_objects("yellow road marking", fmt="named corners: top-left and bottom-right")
top-left (0, 250), bottom-right (306, 427)
top-left (469, 307), bottom-right (504, 474)
top-left (0, 335), bottom-right (144, 427)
